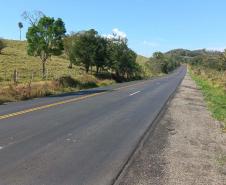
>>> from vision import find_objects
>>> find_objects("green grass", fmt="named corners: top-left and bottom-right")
top-left (0, 40), bottom-right (148, 84)
top-left (190, 69), bottom-right (226, 129)
top-left (0, 39), bottom-right (116, 104)
top-left (0, 39), bottom-right (83, 84)
top-left (217, 154), bottom-right (226, 166)
top-left (136, 55), bottom-right (149, 66)
top-left (0, 39), bottom-right (149, 104)
top-left (136, 55), bottom-right (160, 78)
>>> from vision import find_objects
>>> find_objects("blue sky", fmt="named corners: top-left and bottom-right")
top-left (1, 0), bottom-right (226, 57)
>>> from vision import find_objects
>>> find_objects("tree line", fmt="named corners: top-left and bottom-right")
top-left (0, 40), bottom-right (6, 54)
top-left (143, 51), bottom-right (181, 75)
top-left (24, 14), bottom-right (141, 81)
top-left (0, 12), bottom-right (181, 83)
top-left (165, 48), bottom-right (226, 71)
top-left (189, 50), bottom-right (226, 71)
top-left (64, 29), bottom-right (141, 81)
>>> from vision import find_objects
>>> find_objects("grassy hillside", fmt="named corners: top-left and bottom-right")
top-left (0, 40), bottom-right (149, 84)
top-left (136, 55), bottom-right (157, 77)
top-left (0, 39), bottom-right (151, 104)
top-left (136, 55), bottom-right (149, 66)
top-left (0, 40), bottom-right (82, 84)
top-left (0, 40), bottom-right (115, 104)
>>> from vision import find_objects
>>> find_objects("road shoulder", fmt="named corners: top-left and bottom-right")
top-left (119, 73), bottom-right (226, 185)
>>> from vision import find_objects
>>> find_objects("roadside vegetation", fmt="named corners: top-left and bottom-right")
top-left (166, 48), bottom-right (226, 129)
top-left (0, 39), bottom-right (6, 54)
top-left (190, 69), bottom-right (226, 130)
top-left (0, 12), bottom-right (180, 104)
top-left (140, 51), bottom-right (181, 77)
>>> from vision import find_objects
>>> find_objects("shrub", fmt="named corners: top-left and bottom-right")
top-left (0, 39), bottom-right (6, 54)
top-left (79, 81), bottom-right (98, 89)
top-left (57, 76), bottom-right (79, 88)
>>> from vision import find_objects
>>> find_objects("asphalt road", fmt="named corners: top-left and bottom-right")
top-left (0, 66), bottom-right (186, 185)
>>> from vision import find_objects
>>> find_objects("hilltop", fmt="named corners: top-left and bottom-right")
top-left (165, 48), bottom-right (223, 57)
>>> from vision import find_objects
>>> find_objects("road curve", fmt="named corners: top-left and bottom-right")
top-left (0, 66), bottom-right (186, 185)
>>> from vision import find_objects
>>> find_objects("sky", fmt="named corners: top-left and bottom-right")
top-left (1, 0), bottom-right (226, 57)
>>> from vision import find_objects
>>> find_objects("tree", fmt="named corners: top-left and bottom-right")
top-left (63, 33), bottom-right (80, 69)
top-left (70, 29), bottom-right (99, 73)
top-left (67, 31), bottom-right (112, 74)
top-left (118, 48), bottom-right (140, 80)
top-left (65, 29), bottom-right (142, 79)
top-left (153, 52), bottom-right (164, 60)
top-left (220, 49), bottom-right (226, 70)
top-left (26, 16), bottom-right (66, 78)
top-left (64, 35), bottom-right (74, 68)
top-left (22, 10), bottom-right (45, 26)
top-left (107, 39), bottom-right (140, 80)
top-left (18, 22), bottom-right (23, 40)
top-left (94, 36), bottom-right (108, 73)
top-left (153, 51), bottom-right (168, 73)
top-left (0, 39), bottom-right (6, 54)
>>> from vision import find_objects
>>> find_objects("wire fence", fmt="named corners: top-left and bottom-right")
top-left (0, 68), bottom-right (84, 85)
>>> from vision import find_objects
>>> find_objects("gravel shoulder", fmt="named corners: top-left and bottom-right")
top-left (119, 73), bottom-right (226, 185)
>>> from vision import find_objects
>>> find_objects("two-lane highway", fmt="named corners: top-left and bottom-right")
top-left (0, 66), bottom-right (186, 185)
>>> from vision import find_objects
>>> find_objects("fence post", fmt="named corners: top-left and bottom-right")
top-left (4, 70), bottom-right (7, 81)
top-left (13, 69), bottom-right (18, 84)
top-left (46, 69), bottom-right (48, 80)
top-left (31, 70), bottom-right (34, 81)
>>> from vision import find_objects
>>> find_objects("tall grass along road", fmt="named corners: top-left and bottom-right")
top-left (190, 67), bottom-right (226, 130)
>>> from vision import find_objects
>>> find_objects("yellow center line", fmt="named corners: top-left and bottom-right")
top-left (0, 81), bottom-right (148, 120)
top-left (0, 92), bottom-right (105, 120)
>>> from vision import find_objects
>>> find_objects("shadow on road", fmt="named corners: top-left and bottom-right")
top-left (50, 89), bottom-right (110, 98)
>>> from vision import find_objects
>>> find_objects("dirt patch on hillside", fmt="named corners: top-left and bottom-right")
top-left (119, 74), bottom-right (226, 185)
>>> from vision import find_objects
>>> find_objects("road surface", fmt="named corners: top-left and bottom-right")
top-left (0, 66), bottom-right (186, 185)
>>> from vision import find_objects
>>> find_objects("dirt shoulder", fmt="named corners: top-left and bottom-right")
top-left (119, 73), bottom-right (226, 185)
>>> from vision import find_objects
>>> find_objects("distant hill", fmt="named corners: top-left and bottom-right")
top-left (165, 49), bottom-right (193, 56)
top-left (165, 48), bottom-right (223, 57)
top-left (164, 48), bottom-right (224, 68)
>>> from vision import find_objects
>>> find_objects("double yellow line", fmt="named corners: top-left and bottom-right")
top-left (0, 92), bottom-right (105, 120)
top-left (0, 81), bottom-right (146, 121)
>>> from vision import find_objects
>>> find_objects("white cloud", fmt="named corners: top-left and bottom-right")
top-left (103, 28), bottom-right (127, 41)
top-left (112, 28), bottom-right (127, 39)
